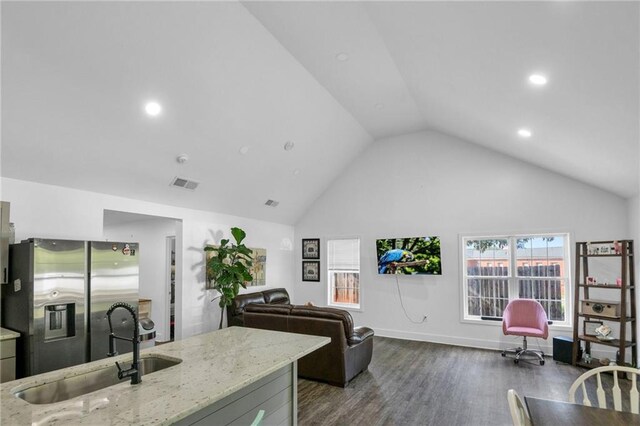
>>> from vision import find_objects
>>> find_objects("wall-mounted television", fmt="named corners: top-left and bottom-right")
top-left (376, 236), bottom-right (442, 275)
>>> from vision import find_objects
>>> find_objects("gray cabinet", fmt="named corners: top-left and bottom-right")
top-left (175, 363), bottom-right (297, 426)
top-left (0, 338), bottom-right (17, 383)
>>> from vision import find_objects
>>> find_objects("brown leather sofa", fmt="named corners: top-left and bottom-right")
top-left (244, 304), bottom-right (374, 387)
top-left (226, 288), bottom-right (290, 327)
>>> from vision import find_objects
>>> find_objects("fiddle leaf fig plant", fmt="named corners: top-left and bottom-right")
top-left (204, 227), bottom-right (253, 329)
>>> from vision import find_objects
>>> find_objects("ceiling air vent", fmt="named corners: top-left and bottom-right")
top-left (170, 176), bottom-right (199, 190)
top-left (265, 199), bottom-right (279, 207)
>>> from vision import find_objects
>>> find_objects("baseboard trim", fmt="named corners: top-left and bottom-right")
top-left (374, 327), bottom-right (534, 351)
top-left (373, 328), bottom-right (620, 360)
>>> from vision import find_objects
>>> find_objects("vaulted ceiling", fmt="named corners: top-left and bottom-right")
top-left (2, 1), bottom-right (638, 225)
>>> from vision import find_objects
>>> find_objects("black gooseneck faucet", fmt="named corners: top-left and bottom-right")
top-left (106, 302), bottom-right (141, 384)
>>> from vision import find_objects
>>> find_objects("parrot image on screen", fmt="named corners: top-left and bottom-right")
top-left (378, 249), bottom-right (414, 274)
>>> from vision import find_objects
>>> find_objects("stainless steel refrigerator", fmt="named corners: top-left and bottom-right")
top-left (1, 238), bottom-right (139, 378)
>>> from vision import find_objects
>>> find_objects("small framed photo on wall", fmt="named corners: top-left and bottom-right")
top-left (302, 239), bottom-right (320, 259)
top-left (302, 261), bottom-right (320, 282)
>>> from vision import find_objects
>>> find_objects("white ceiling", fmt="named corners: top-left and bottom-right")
top-left (2, 1), bottom-right (638, 225)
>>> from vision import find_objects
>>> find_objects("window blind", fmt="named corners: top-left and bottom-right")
top-left (328, 238), bottom-right (360, 271)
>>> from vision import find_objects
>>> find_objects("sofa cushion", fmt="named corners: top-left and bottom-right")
top-left (245, 303), bottom-right (293, 315)
top-left (290, 306), bottom-right (354, 340)
top-left (232, 292), bottom-right (266, 315)
top-left (263, 288), bottom-right (290, 304)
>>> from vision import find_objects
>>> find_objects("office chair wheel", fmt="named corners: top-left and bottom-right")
top-left (514, 359), bottom-right (519, 364)
top-left (501, 352), bottom-right (506, 357)
top-left (540, 360), bottom-right (545, 366)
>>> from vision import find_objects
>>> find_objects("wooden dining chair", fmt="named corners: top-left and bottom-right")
top-left (507, 389), bottom-right (532, 426)
top-left (568, 365), bottom-right (640, 413)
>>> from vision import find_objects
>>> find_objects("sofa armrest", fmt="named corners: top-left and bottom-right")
top-left (348, 326), bottom-right (374, 346)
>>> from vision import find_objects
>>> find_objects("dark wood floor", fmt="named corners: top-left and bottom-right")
top-left (297, 336), bottom-right (597, 426)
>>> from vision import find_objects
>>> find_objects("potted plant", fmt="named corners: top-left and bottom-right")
top-left (205, 227), bottom-right (253, 329)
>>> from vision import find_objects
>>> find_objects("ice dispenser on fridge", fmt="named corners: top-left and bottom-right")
top-left (44, 304), bottom-right (76, 340)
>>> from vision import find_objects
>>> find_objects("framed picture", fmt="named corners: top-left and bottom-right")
top-left (247, 247), bottom-right (267, 287)
top-left (302, 261), bottom-right (320, 282)
top-left (584, 320), bottom-right (603, 337)
top-left (302, 238), bottom-right (320, 259)
top-left (205, 245), bottom-right (266, 288)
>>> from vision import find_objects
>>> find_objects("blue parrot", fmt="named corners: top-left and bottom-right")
top-left (378, 249), bottom-right (414, 274)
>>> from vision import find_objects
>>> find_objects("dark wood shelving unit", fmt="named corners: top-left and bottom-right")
top-left (572, 240), bottom-right (636, 369)
top-left (577, 313), bottom-right (635, 322)
top-left (578, 284), bottom-right (635, 290)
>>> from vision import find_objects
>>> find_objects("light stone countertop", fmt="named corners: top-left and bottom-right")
top-left (0, 327), bottom-right (20, 341)
top-left (1, 327), bottom-right (329, 425)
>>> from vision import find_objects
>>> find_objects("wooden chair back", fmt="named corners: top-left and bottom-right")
top-left (568, 365), bottom-right (640, 413)
top-left (507, 389), bottom-right (532, 426)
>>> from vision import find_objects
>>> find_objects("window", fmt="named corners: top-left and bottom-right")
top-left (327, 238), bottom-right (360, 309)
top-left (462, 234), bottom-right (570, 325)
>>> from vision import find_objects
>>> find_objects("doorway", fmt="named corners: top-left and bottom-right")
top-left (167, 236), bottom-right (176, 342)
top-left (103, 210), bottom-right (181, 343)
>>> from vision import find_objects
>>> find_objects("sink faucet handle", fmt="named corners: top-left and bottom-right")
top-left (115, 361), bottom-right (124, 378)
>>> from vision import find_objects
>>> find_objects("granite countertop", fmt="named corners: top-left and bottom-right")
top-left (1, 327), bottom-right (329, 425)
top-left (0, 327), bottom-right (20, 341)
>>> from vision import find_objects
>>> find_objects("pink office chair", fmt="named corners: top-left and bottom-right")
top-left (501, 299), bottom-right (549, 366)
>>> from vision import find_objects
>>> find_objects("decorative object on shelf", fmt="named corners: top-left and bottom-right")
top-left (302, 261), bottom-right (320, 282)
top-left (205, 227), bottom-right (254, 329)
top-left (584, 320), bottom-right (603, 337)
top-left (302, 239), bottom-right (320, 259)
top-left (581, 299), bottom-right (621, 318)
top-left (599, 357), bottom-right (610, 366)
top-left (586, 242), bottom-right (619, 255)
top-left (572, 240), bottom-right (636, 370)
top-left (613, 241), bottom-right (622, 254)
top-left (595, 324), bottom-right (614, 341)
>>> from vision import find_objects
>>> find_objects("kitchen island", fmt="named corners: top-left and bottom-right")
top-left (1, 327), bottom-right (329, 425)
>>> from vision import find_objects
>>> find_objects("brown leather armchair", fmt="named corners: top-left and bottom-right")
top-left (244, 304), bottom-right (374, 387)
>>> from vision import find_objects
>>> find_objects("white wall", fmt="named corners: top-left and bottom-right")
top-left (295, 130), bottom-right (630, 356)
top-left (104, 217), bottom-right (179, 342)
top-left (2, 177), bottom-right (295, 339)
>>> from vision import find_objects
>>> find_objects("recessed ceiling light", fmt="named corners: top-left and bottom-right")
top-left (176, 154), bottom-right (189, 164)
top-left (528, 74), bottom-right (547, 86)
top-left (144, 101), bottom-right (162, 116)
top-left (335, 52), bottom-right (349, 62)
top-left (239, 146), bottom-right (250, 155)
top-left (284, 141), bottom-right (295, 151)
top-left (293, 169), bottom-right (301, 176)
top-left (518, 128), bottom-right (532, 138)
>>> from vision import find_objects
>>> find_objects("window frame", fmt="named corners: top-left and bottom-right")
top-left (326, 237), bottom-right (361, 311)
top-left (460, 232), bottom-right (572, 328)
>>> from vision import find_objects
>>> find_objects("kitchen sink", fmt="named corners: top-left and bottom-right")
top-left (13, 355), bottom-right (182, 404)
